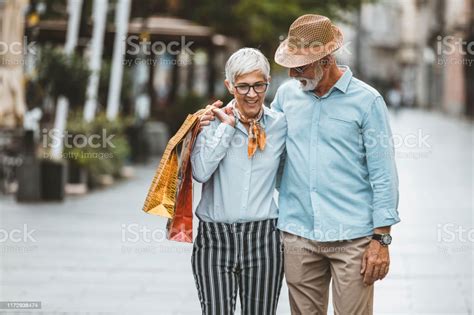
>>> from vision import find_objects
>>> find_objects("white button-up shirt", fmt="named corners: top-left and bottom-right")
top-left (191, 101), bottom-right (287, 223)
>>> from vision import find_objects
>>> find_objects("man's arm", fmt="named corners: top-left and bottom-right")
top-left (362, 96), bottom-right (400, 228)
top-left (199, 100), bottom-right (223, 128)
top-left (360, 96), bottom-right (400, 285)
top-left (275, 149), bottom-right (286, 192)
top-left (270, 86), bottom-right (284, 113)
top-left (361, 225), bottom-right (391, 285)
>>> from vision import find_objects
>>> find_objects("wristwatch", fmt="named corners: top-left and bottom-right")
top-left (372, 233), bottom-right (392, 246)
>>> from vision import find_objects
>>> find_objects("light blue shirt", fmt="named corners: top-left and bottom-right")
top-left (191, 101), bottom-right (287, 223)
top-left (272, 66), bottom-right (400, 241)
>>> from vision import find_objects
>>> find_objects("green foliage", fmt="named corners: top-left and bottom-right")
top-left (155, 91), bottom-right (234, 135)
top-left (131, 0), bottom-right (373, 56)
top-left (37, 45), bottom-right (90, 109)
top-left (37, 0), bottom-right (68, 20)
top-left (63, 111), bottom-right (133, 185)
top-left (157, 92), bottom-right (208, 134)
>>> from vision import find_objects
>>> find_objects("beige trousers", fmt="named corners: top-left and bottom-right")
top-left (281, 231), bottom-right (374, 315)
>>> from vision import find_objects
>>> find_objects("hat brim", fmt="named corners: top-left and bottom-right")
top-left (274, 25), bottom-right (344, 68)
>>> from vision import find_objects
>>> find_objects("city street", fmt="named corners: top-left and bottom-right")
top-left (0, 108), bottom-right (472, 314)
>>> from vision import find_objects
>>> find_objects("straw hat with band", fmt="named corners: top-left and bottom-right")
top-left (275, 14), bottom-right (344, 68)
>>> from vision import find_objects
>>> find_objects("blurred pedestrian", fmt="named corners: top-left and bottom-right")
top-left (387, 81), bottom-right (402, 115)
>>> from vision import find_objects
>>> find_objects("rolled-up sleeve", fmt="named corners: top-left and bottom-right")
top-left (191, 122), bottom-right (236, 183)
top-left (362, 96), bottom-right (400, 228)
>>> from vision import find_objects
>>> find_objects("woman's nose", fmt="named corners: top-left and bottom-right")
top-left (247, 87), bottom-right (258, 97)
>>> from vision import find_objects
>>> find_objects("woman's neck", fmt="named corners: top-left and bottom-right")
top-left (235, 102), bottom-right (261, 120)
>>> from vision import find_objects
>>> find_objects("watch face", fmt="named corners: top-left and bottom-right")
top-left (382, 234), bottom-right (392, 245)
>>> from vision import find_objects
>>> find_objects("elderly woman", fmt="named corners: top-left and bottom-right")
top-left (191, 48), bottom-right (287, 315)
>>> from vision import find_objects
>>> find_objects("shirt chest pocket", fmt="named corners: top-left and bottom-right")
top-left (324, 114), bottom-right (362, 144)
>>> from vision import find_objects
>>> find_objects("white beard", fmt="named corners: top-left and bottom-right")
top-left (295, 64), bottom-right (324, 91)
top-left (295, 77), bottom-right (320, 91)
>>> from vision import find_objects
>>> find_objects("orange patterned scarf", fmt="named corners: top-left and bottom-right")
top-left (232, 101), bottom-right (266, 158)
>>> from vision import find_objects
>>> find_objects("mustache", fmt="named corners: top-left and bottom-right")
top-left (294, 77), bottom-right (319, 83)
top-left (294, 77), bottom-right (307, 81)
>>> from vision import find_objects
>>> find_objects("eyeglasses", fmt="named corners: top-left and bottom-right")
top-left (292, 59), bottom-right (330, 74)
top-left (292, 62), bottom-right (314, 74)
top-left (234, 82), bottom-right (269, 95)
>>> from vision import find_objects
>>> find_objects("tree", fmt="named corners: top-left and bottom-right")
top-left (131, 0), bottom-right (372, 56)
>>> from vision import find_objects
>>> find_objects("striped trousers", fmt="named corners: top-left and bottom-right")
top-left (191, 218), bottom-right (284, 315)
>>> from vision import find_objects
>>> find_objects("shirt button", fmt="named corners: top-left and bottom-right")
top-left (312, 188), bottom-right (317, 192)
top-left (244, 187), bottom-right (248, 191)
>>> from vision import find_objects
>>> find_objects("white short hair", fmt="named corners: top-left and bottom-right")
top-left (225, 48), bottom-right (270, 85)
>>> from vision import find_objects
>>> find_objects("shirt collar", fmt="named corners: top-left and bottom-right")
top-left (332, 65), bottom-right (352, 94)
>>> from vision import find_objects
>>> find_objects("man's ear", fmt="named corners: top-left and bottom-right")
top-left (267, 75), bottom-right (272, 83)
top-left (224, 80), bottom-right (234, 94)
top-left (322, 57), bottom-right (331, 70)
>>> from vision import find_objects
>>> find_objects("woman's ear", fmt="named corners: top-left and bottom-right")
top-left (224, 80), bottom-right (234, 95)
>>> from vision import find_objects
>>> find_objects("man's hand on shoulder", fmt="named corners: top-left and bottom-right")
top-left (199, 100), bottom-right (223, 129)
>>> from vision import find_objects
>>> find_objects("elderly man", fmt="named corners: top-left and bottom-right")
top-left (271, 14), bottom-right (400, 314)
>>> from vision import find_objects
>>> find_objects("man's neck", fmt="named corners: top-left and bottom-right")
top-left (313, 64), bottom-right (344, 97)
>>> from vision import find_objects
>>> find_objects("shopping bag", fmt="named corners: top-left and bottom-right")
top-left (142, 109), bottom-right (205, 243)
